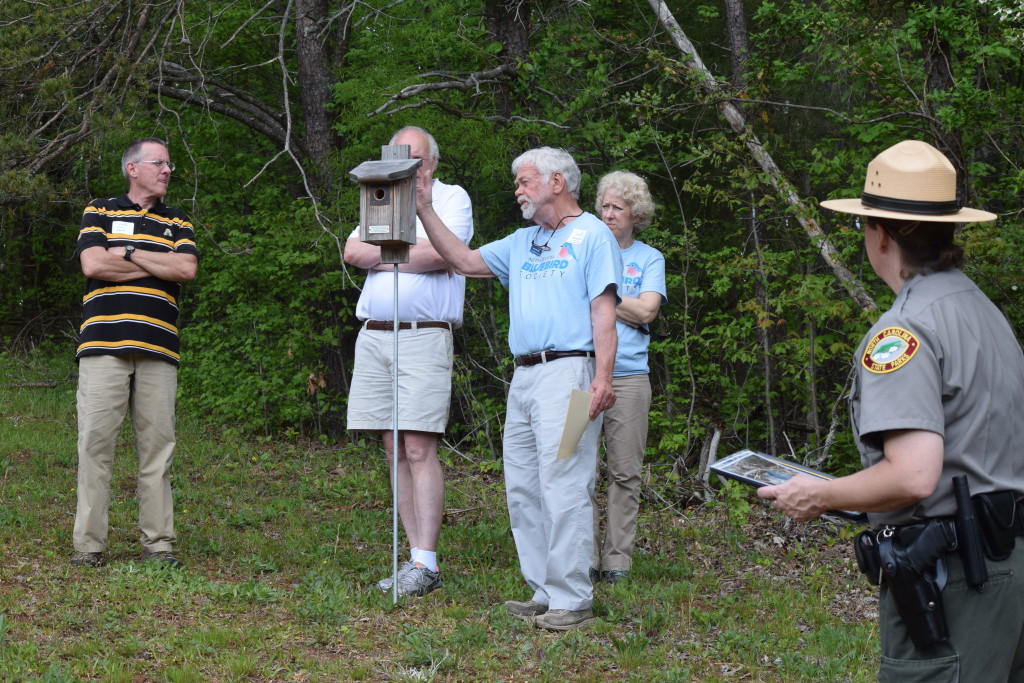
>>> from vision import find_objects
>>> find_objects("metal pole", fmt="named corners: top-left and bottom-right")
top-left (392, 263), bottom-right (400, 605)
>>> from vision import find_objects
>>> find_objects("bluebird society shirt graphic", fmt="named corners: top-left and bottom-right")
top-left (521, 237), bottom-right (580, 278)
top-left (861, 326), bottom-right (920, 374)
top-left (479, 213), bottom-right (621, 357)
top-left (624, 262), bottom-right (643, 287)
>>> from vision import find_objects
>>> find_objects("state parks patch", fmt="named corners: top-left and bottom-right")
top-left (861, 327), bottom-right (920, 374)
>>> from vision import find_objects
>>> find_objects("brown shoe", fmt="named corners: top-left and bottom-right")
top-left (143, 550), bottom-right (183, 568)
top-left (534, 607), bottom-right (595, 631)
top-left (71, 551), bottom-right (105, 567)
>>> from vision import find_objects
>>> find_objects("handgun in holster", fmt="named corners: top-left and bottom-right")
top-left (877, 520), bottom-right (957, 650)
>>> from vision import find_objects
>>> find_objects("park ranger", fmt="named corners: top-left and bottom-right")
top-left (758, 140), bottom-right (1024, 681)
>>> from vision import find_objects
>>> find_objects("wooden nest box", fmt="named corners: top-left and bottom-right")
top-left (348, 144), bottom-right (423, 264)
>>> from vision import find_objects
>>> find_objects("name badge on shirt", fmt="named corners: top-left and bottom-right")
top-left (111, 221), bottom-right (134, 235)
top-left (567, 229), bottom-right (586, 245)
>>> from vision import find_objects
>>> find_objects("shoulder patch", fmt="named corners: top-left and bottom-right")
top-left (862, 327), bottom-right (920, 374)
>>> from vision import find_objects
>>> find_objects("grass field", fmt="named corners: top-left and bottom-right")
top-left (0, 348), bottom-right (878, 682)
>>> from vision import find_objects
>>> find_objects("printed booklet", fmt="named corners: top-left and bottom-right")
top-left (710, 449), bottom-right (867, 522)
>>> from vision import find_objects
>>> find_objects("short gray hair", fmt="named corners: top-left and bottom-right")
top-left (390, 126), bottom-right (440, 161)
top-left (122, 137), bottom-right (168, 181)
top-left (595, 171), bottom-right (656, 232)
top-left (511, 147), bottom-right (581, 200)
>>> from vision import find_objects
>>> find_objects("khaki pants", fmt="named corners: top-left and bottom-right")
top-left (593, 373), bottom-right (652, 572)
top-left (74, 354), bottom-right (178, 553)
top-left (504, 356), bottom-right (600, 611)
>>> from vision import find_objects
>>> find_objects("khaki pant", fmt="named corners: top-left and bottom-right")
top-left (74, 354), bottom-right (178, 553)
top-left (593, 373), bottom-right (652, 572)
top-left (504, 356), bottom-right (600, 611)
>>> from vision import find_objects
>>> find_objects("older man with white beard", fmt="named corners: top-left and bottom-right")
top-left (413, 146), bottom-right (621, 631)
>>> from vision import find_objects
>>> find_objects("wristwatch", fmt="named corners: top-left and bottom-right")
top-left (123, 245), bottom-right (135, 261)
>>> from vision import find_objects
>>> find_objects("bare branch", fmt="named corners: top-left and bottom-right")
top-left (220, 0), bottom-right (279, 48)
top-left (368, 64), bottom-right (515, 117)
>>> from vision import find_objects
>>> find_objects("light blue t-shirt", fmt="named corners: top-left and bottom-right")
top-left (480, 212), bottom-right (621, 356)
top-left (615, 239), bottom-right (667, 376)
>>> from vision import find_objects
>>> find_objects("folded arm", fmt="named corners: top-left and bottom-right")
top-left (81, 245), bottom-right (197, 283)
top-left (617, 291), bottom-right (663, 327)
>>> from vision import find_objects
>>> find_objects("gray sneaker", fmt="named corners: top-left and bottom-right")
top-left (534, 607), bottom-right (595, 631)
top-left (376, 560), bottom-right (415, 591)
top-left (601, 569), bottom-right (629, 584)
top-left (394, 563), bottom-right (442, 597)
top-left (505, 599), bottom-right (548, 618)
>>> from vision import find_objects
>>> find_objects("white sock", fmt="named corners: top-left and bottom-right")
top-left (411, 548), bottom-right (438, 572)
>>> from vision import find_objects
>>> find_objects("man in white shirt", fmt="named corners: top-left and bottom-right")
top-left (344, 126), bottom-right (473, 596)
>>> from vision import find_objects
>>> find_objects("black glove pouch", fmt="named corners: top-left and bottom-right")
top-left (973, 490), bottom-right (1019, 562)
top-left (854, 529), bottom-right (882, 586)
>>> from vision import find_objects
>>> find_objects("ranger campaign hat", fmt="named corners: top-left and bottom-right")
top-left (820, 140), bottom-right (996, 223)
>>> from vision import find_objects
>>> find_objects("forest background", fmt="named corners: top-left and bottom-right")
top-left (3, 0), bottom-right (1024, 479)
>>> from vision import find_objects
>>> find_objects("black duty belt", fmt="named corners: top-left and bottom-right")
top-left (514, 350), bottom-right (593, 367)
top-left (364, 320), bottom-right (452, 332)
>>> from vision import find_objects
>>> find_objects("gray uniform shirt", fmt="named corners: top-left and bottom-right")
top-left (850, 269), bottom-right (1024, 527)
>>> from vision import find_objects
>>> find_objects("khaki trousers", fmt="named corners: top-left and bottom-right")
top-left (593, 373), bottom-right (652, 572)
top-left (74, 354), bottom-right (178, 553)
top-left (504, 356), bottom-right (600, 611)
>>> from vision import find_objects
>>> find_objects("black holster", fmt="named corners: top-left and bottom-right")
top-left (877, 520), bottom-right (957, 650)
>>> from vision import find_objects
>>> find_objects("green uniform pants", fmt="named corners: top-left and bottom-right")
top-left (879, 543), bottom-right (1024, 682)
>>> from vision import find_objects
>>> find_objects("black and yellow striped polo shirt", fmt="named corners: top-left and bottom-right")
top-left (75, 194), bottom-right (199, 366)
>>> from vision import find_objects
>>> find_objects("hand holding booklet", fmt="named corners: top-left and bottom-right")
top-left (710, 449), bottom-right (867, 522)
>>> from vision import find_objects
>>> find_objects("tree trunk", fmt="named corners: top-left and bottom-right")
top-left (723, 0), bottom-right (749, 89)
top-left (485, 0), bottom-right (530, 119)
top-left (295, 0), bottom-right (337, 186)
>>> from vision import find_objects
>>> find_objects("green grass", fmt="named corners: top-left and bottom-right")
top-left (0, 349), bottom-right (878, 681)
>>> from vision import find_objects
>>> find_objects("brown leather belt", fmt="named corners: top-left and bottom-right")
top-left (514, 350), bottom-right (593, 367)
top-left (364, 320), bottom-right (452, 332)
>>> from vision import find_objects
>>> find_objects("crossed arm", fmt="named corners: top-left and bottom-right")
top-left (80, 245), bottom-right (197, 283)
top-left (343, 236), bottom-right (452, 274)
top-left (617, 291), bottom-right (663, 327)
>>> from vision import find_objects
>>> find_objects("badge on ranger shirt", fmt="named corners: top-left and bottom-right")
top-left (862, 327), bottom-right (920, 374)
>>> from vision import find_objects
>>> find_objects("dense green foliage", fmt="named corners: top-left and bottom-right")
top-left (2, 0), bottom-right (1023, 476)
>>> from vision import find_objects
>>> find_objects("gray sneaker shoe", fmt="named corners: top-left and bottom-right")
top-left (394, 563), bottom-right (442, 597)
top-left (71, 551), bottom-right (105, 567)
top-left (601, 569), bottom-right (629, 584)
top-left (534, 607), bottom-right (595, 631)
top-left (376, 560), bottom-right (415, 591)
top-left (505, 599), bottom-right (549, 618)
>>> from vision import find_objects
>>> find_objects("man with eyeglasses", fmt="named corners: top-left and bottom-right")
top-left (71, 137), bottom-right (198, 569)
top-left (414, 147), bottom-right (620, 630)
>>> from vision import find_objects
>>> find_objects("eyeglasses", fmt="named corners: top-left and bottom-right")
top-left (530, 225), bottom-right (555, 256)
top-left (135, 159), bottom-right (176, 172)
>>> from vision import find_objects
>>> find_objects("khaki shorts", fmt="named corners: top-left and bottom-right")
top-left (347, 326), bottom-right (454, 433)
